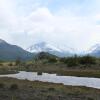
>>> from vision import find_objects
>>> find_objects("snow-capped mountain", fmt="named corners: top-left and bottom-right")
top-left (27, 42), bottom-right (61, 53)
top-left (88, 44), bottom-right (100, 53)
top-left (27, 42), bottom-right (76, 57)
top-left (88, 44), bottom-right (100, 57)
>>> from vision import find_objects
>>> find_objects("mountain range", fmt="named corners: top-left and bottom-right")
top-left (0, 39), bottom-right (33, 61)
top-left (27, 42), bottom-right (76, 57)
top-left (27, 42), bottom-right (100, 57)
top-left (0, 39), bottom-right (100, 61)
top-left (88, 44), bottom-right (100, 57)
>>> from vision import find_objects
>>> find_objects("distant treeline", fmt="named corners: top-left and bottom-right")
top-left (0, 52), bottom-right (99, 68)
top-left (33, 52), bottom-right (98, 67)
top-left (60, 55), bottom-right (96, 67)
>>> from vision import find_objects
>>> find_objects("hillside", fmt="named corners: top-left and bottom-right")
top-left (0, 39), bottom-right (33, 61)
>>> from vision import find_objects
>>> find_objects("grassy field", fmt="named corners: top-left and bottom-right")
top-left (0, 56), bottom-right (100, 100)
top-left (0, 55), bottom-right (100, 78)
top-left (0, 61), bottom-right (100, 78)
top-left (0, 77), bottom-right (99, 100)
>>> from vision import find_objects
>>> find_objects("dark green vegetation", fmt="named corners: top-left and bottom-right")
top-left (0, 52), bottom-right (100, 77)
top-left (0, 77), bottom-right (99, 100)
top-left (0, 52), bottom-right (100, 99)
top-left (33, 52), bottom-right (98, 67)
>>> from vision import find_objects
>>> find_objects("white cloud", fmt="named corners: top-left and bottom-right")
top-left (22, 7), bottom-right (100, 51)
top-left (0, 0), bottom-right (100, 52)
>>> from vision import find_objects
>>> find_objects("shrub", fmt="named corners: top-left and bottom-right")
top-left (15, 58), bottom-right (21, 66)
top-left (79, 55), bottom-right (96, 65)
top-left (60, 58), bottom-right (67, 63)
top-left (10, 84), bottom-right (18, 90)
top-left (67, 57), bottom-right (79, 67)
top-left (48, 87), bottom-right (55, 91)
top-left (48, 58), bottom-right (57, 63)
top-left (60, 55), bottom-right (96, 67)
top-left (0, 83), bottom-right (5, 88)
top-left (87, 97), bottom-right (94, 100)
top-left (8, 63), bottom-right (13, 66)
top-left (0, 63), bottom-right (3, 66)
top-left (64, 55), bottom-right (79, 67)
top-left (37, 72), bottom-right (42, 75)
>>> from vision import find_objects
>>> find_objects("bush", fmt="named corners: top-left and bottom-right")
top-left (48, 87), bottom-right (55, 91)
top-left (60, 58), bottom-right (67, 63)
top-left (48, 58), bottom-right (57, 63)
top-left (79, 55), bottom-right (96, 65)
top-left (60, 55), bottom-right (96, 67)
top-left (15, 58), bottom-right (21, 66)
top-left (87, 97), bottom-right (94, 100)
top-left (0, 83), bottom-right (5, 88)
top-left (0, 63), bottom-right (3, 66)
top-left (8, 63), bottom-right (13, 66)
top-left (10, 84), bottom-right (18, 90)
top-left (62, 55), bottom-right (79, 67)
top-left (37, 72), bottom-right (42, 75)
top-left (66, 57), bottom-right (79, 67)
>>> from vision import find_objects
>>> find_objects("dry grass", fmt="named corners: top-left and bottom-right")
top-left (0, 77), bottom-right (99, 100)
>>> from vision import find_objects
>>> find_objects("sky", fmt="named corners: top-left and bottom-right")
top-left (0, 0), bottom-right (100, 52)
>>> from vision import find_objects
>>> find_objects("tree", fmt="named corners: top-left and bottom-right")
top-left (62, 55), bottom-right (79, 67)
top-left (15, 58), bottom-right (21, 66)
top-left (48, 57), bottom-right (57, 63)
top-left (66, 57), bottom-right (79, 67)
top-left (79, 55), bottom-right (96, 65)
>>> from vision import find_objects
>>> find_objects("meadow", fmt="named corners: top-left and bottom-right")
top-left (0, 77), bottom-right (99, 100)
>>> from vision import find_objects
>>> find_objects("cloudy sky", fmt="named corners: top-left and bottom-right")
top-left (0, 0), bottom-right (100, 52)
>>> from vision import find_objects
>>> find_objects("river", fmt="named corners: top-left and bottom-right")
top-left (0, 71), bottom-right (100, 89)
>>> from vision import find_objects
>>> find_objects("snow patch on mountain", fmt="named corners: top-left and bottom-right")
top-left (27, 42), bottom-right (62, 53)
top-left (27, 42), bottom-right (76, 54)
top-left (88, 44), bottom-right (100, 53)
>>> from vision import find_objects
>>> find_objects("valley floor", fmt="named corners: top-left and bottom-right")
top-left (0, 62), bottom-right (100, 100)
top-left (1, 63), bottom-right (100, 78)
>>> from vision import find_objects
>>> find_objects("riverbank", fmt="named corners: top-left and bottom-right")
top-left (1, 63), bottom-right (100, 78)
top-left (0, 77), bottom-right (100, 100)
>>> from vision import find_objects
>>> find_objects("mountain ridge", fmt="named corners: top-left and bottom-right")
top-left (0, 39), bottom-right (100, 60)
top-left (27, 41), bottom-right (76, 57)
top-left (89, 44), bottom-right (100, 57)
top-left (0, 39), bottom-right (33, 61)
